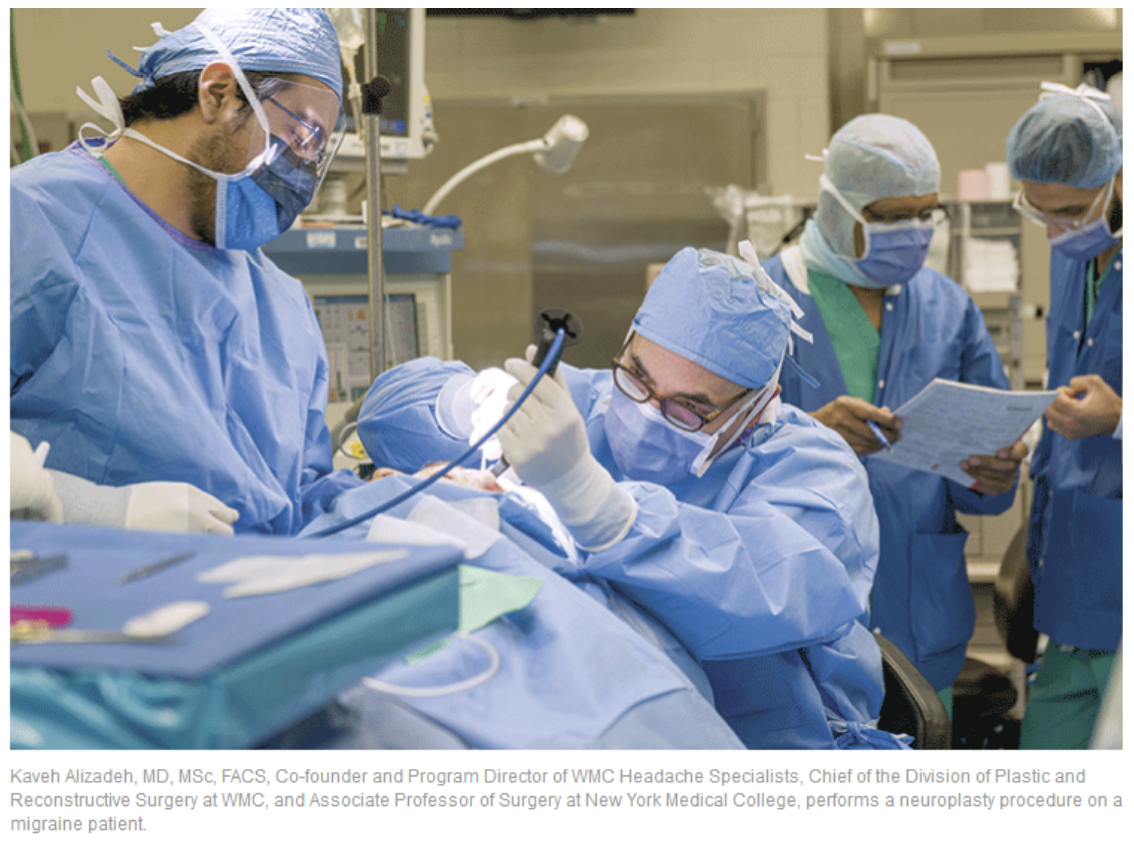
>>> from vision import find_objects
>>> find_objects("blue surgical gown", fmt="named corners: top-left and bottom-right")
top-left (9, 142), bottom-right (362, 535)
top-left (764, 246), bottom-right (1015, 691)
top-left (357, 356), bottom-right (895, 749)
top-left (1028, 248), bottom-right (1122, 651)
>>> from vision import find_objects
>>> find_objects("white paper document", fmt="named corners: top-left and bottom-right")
top-left (870, 378), bottom-right (1058, 488)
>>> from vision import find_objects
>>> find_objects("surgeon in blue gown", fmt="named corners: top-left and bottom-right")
top-left (355, 246), bottom-right (904, 749)
top-left (10, 8), bottom-right (362, 536)
top-left (761, 114), bottom-right (1027, 715)
top-left (1006, 83), bottom-right (1122, 749)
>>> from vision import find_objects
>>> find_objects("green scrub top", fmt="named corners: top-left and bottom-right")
top-left (807, 268), bottom-right (881, 402)
top-left (98, 156), bottom-right (126, 186)
top-left (1085, 250), bottom-right (1118, 327)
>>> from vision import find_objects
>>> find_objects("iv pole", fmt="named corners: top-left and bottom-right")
top-left (362, 8), bottom-right (391, 381)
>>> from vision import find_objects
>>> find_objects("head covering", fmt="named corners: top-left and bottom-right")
top-left (1006, 83), bottom-right (1123, 189)
top-left (631, 247), bottom-right (792, 390)
top-left (815, 114), bottom-right (941, 261)
top-left (115, 8), bottom-right (342, 101)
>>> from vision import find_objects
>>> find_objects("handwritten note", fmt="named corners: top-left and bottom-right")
top-left (870, 379), bottom-right (1058, 488)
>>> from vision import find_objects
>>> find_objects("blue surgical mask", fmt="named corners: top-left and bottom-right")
top-left (604, 390), bottom-right (716, 485)
top-left (818, 174), bottom-right (936, 288)
top-left (603, 381), bottom-right (772, 485)
top-left (215, 137), bottom-right (320, 250)
top-left (1049, 180), bottom-right (1123, 261)
top-left (854, 219), bottom-right (937, 288)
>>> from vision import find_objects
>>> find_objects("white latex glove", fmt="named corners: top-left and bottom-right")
top-left (125, 482), bottom-right (240, 535)
top-left (498, 355), bottom-right (590, 487)
top-left (49, 472), bottom-right (239, 535)
top-left (10, 431), bottom-right (63, 522)
top-left (498, 353), bottom-right (637, 551)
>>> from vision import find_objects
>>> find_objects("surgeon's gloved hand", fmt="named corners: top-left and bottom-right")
top-left (124, 482), bottom-right (240, 535)
top-left (49, 472), bottom-right (239, 536)
top-left (10, 431), bottom-right (63, 522)
top-left (498, 353), bottom-right (637, 551)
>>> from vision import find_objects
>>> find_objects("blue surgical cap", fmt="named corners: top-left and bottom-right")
top-left (1006, 85), bottom-right (1123, 189)
top-left (121, 8), bottom-right (343, 101)
top-left (631, 248), bottom-right (791, 390)
top-left (817, 113), bottom-right (941, 259)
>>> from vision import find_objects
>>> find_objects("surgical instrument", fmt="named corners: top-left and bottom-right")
top-left (115, 550), bottom-right (197, 585)
top-left (490, 308), bottom-right (583, 477)
top-left (11, 552), bottom-right (68, 585)
top-left (10, 621), bottom-right (179, 647)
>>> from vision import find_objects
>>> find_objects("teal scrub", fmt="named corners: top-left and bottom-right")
top-left (806, 269), bottom-right (880, 403)
top-left (1084, 250), bottom-right (1117, 326)
top-left (937, 687), bottom-right (953, 720)
top-left (1020, 644), bottom-right (1117, 749)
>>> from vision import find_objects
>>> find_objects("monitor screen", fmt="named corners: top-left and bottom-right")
top-left (333, 8), bottom-right (432, 162)
top-left (347, 9), bottom-right (409, 138)
top-left (313, 293), bottom-right (418, 403)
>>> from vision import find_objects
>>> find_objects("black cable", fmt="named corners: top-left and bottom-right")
top-left (304, 328), bottom-right (567, 538)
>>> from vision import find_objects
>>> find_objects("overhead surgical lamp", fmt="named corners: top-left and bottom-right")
top-left (422, 115), bottom-right (589, 215)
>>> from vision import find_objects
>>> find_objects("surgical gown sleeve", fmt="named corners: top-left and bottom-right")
top-left (10, 186), bottom-right (80, 394)
top-left (581, 404), bottom-right (879, 663)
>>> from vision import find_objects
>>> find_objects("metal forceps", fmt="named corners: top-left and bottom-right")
top-left (10, 620), bottom-right (178, 647)
top-left (10, 550), bottom-right (68, 586)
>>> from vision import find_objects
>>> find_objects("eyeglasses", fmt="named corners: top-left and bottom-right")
top-left (611, 356), bottom-right (751, 432)
top-left (266, 96), bottom-right (329, 162)
top-left (862, 205), bottom-right (949, 226)
top-left (1012, 186), bottom-right (1108, 231)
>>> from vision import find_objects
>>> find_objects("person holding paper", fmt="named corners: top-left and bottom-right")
top-left (1006, 82), bottom-right (1122, 749)
top-left (763, 114), bottom-right (1027, 716)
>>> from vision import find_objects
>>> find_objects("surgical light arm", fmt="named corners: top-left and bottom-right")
top-left (422, 115), bottom-right (588, 216)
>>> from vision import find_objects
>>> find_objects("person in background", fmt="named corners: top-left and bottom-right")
top-left (1006, 82), bottom-right (1122, 749)
top-left (10, 8), bottom-right (362, 535)
top-left (356, 246), bottom-right (906, 750)
top-left (762, 114), bottom-right (1027, 719)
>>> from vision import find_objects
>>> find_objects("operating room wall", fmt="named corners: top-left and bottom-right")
top-left (392, 9), bottom-right (831, 367)
top-left (12, 8), bottom-right (830, 196)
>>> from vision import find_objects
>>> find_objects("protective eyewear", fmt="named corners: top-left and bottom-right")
top-left (1012, 183), bottom-right (1109, 231)
top-left (258, 79), bottom-right (346, 185)
top-left (611, 354), bottom-right (752, 432)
